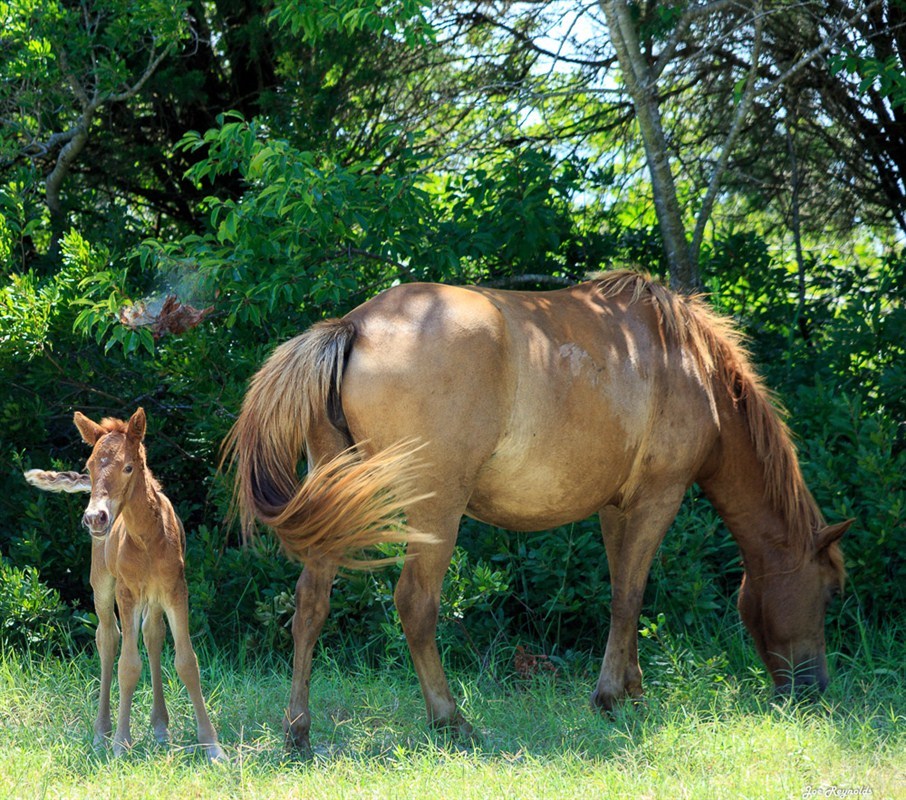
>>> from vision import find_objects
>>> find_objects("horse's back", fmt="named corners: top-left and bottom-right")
top-left (338, 281), bottom-right (720, 528)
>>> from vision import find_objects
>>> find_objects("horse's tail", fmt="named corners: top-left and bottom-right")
top-left (221, 319), bottom-right (433, 567)
top-left (24, 469), bottom-right (91, 493)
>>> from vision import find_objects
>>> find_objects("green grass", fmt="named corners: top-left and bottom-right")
top-left (0, 625), bottom-right (903, 800)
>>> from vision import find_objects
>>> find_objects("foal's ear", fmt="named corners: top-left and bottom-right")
top-left (126, 407), bottom-right (147, 442)
top-left (816, 519), bottom-right (853, 552)
top-left (73, 411), bottom-right (105, 446)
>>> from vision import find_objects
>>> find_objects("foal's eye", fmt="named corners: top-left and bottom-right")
top-left (123, 465), bottom-right (134, 474)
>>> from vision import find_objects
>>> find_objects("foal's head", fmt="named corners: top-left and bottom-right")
top-left (74, 408), bottom-right (147, 538)
top-left (737, 520), bottom-right (850, 694)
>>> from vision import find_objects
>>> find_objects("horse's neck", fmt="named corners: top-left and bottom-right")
top-left (120, 470), bottom-right (162, 541)
top-left (699, 410), bottom-right (786, 565)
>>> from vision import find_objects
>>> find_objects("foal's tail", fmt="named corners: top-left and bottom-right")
top-left (24, 469), bottom-right (91, 493)
top-left (221, 319), bottom-right (432, 567)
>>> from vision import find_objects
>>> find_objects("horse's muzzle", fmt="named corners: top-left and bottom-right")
top-left (82, 508), bottom-right (111, 538)
top-left (774, 670), bottom-right (829, 698)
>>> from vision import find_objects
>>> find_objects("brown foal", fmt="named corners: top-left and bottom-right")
top-left (26, 408), bottom-right (224, 760)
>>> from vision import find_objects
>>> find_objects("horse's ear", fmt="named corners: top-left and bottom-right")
top-left (126, 407), bottom-right (147, 443)
top-left (816, 519), bottom-right (853, 552)
top-left (74, 412), bottom-right (105, 446)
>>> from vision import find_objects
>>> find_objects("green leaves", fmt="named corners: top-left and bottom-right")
top-left (268, 0), bottom-right (435, 47)
top-left (164, 106), bottom-right (600, 336)
top-left (831, 50), bottom-right (906, 108)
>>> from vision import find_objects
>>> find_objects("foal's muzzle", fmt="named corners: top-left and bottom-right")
top-left (82, 508), bottom-right (111, 538)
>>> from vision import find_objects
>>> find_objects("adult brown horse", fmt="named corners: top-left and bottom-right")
top-left (224, 270), bottom-right (849, 751)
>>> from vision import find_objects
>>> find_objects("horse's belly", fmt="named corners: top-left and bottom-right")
top-left (465, 499), bottom-right (598, 531)
top-left (465, 456), bottom-right (626, 531)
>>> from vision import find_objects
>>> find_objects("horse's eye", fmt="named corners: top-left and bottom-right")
top-left (124, 465), bottom-right (134, 474)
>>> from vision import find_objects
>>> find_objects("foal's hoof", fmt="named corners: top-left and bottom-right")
top-left (93, 724), bottom-right (111, 751)
top-left (112, 738), bottom-right (132, 758)
top-left (204, 743), bottom-right (228, 763)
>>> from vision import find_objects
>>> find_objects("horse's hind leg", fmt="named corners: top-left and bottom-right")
top-left (285, 557), bottom-right (338, 752)
top-left (394, 507), bottom-right (471, 736)
top-left (142, 605), bottom-right (169, 744)
top-left (90, 539), bottom-right (117, 747)
top-left (163, 586), bottom-right (224, 761)
top-left (593, 487), bottom-right (686, 711)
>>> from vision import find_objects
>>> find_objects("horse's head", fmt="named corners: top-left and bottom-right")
top-left (73, 408), bottom-right (147, 538)
top-left (737, 519), bottom-right (850, 695)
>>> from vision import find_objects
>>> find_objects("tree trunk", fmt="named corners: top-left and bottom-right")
top-left (46, 107), bottom-right (96, 260)
top-left (598, 0), bottom-right (699, 291)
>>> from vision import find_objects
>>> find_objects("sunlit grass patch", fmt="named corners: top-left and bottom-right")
top-left (0, 625), bottom-right (902, 800)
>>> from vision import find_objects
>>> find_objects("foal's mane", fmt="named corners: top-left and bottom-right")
top-left (592, 270), bottom-right (825, 555)
top-left (93, 417), bottom-right (162, 493)
top-left (98, 418), bottom-right (130, 435)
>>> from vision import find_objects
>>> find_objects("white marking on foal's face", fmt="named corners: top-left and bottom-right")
top-left (82, 436), bottom-right (137, 538)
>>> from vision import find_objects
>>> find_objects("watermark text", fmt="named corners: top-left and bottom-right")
top-left (802, 787), bottom-right (872, 799)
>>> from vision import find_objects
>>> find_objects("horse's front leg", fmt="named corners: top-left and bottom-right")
top-left (394, 512), bottom-right (471, 737)
top-left (90, 540), bottom-right (117, 747)
top-left (285, 558), bottom-right (337, 753)
top-left (593, 491), bottom-right (685, 711)
top-left (112, 591), bottom-right (142, 757)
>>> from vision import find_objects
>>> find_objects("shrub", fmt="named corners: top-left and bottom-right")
top-left (0, 556), bottom-right (89, 652)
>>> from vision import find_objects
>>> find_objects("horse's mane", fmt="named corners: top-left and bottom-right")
top-left (99, 418), bottom-right (129, 434)
top-left (591, 270), bottom-right (825, 555)
top-left (94, 417), bottom-right (162, 493)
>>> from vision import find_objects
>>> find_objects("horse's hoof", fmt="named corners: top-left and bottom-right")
top-left (431, 712), bottom-right (474, 741)
top-left (284, 729), bottom-right (313, 757)
top-left (152, 727), bottom-right (170, 745)
top-left (112, 739), bottom-right (131, 758)
top-left (93, 724), bottom-right (111, 750)
top-left (205, 743), bottom-right (228, 763)
top-left (591, 687), bottom-right (644, 715)
top-left (590, 687), bottom-right (617, 712)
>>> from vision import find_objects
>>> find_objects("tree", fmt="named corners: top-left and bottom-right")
top-left (0, 0), bottom-right (189, 261)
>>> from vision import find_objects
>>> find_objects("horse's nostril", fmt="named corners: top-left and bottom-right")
top-left (83, 508), bottom-right (109, 531)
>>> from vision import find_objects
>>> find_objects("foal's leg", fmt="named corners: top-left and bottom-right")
top-left (593, 488), bottom-right (686, 710)
top-left (163, 586), bottom-right (224, 761)
top-left (90, 540), bottom-right (117, 747)
top-left (394, 510), bottom-right (471, 735)
top-left (285, 558), bottom-right (338, 752)
top-left (142, 605), bottom-right (169, 744)
top-left (112, 591), bottom-right (143, 756)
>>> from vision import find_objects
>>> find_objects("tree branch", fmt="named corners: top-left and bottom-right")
top-left (689, 0), bottom-right (764, 266)
top-left (760, 0), bottom-right (886, 95)
top-left (479, 273), bottom-right (576, 288)
top-left (108, 40), bottom-right (175, 103)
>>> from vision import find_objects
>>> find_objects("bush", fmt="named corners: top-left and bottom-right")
top-left (0, 556), bottom-right (89, 652)
top-left (0, 216), bottom-right (901, 666)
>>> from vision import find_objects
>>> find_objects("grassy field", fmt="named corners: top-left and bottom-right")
top-left (0, 624), bottom-right (903, 800)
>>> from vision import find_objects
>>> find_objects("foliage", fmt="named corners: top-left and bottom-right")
top-left (0, 0), bottom-right (902, 672)
top-left (0, 556), bottom-right (88, 652)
